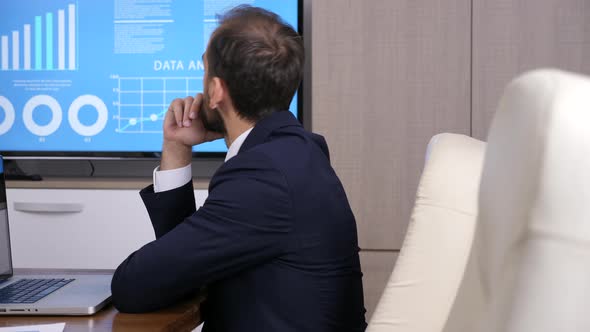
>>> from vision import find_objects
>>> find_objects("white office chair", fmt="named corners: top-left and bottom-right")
top-left (370, 69), bottom-right (590, 332)
top-left (367, 133), bottom-right (486, 332)
top-left (466, 69), bottom-right (590, 331)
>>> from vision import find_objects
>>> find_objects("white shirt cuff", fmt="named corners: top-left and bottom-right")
top-left (153, 164), bottom-right (192, 193)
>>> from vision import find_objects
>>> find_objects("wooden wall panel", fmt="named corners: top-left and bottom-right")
top-left (311, 1), bottom-right (471, 249)
top-left (472, 0), bottom-right (590, 140)
top-left (360, 250), bottom-right (398, 321)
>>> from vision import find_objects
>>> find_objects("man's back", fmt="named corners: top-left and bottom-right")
top-left (201, 111), bottom-right (366, 331)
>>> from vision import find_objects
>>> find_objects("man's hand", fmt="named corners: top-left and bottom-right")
top-left (161, 94), bottom-right (224, 170)
top-left (164, 94), bottom-right (223, 146)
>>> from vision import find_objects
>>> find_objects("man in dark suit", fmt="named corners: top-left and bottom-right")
top-left (111, 5), bottom-right (367, 331)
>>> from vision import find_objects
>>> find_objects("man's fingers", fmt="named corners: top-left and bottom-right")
top-left (181, 96), bottom-right (193, 127)
top-left (168, 98), bottom-right (185, 128)
top-left (190, 93), bottom-right (204, 120)
top-left (167, 95), bottom-right (201, 129)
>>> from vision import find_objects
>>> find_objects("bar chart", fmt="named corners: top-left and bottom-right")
top-left (0, 3), bottom-right (77, 71)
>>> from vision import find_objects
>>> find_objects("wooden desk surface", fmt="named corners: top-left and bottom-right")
top-left (0, 269), bottom-right (204, 332)
top-left (6, 177), bottom-right (210, 190)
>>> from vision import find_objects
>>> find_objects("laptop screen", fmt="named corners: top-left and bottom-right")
top-left (0, 156), bottom-right (13, 278)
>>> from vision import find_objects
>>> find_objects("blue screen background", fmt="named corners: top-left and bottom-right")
top-left (0, 0), bottom-right (299, 154)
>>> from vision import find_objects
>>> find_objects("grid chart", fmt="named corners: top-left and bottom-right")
top-left (115, 76), bottom-right (202, 134)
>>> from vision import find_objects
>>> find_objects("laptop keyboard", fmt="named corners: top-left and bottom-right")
top-left (0, 278), bottom-right (75, 304)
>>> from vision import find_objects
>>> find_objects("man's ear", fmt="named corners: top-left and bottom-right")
top-left (208, 77), bottom-right (226, 109)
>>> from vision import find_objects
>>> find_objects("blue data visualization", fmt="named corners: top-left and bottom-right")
top-left (0, 0), bottom-right (299, 153)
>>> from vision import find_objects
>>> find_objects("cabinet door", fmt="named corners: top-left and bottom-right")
top-left (7, 189), bottom-right (208, 269)
top-left (360, 250), bottom-right (398, 320)
top-left (472, 0), bottom-right (590, 139)
top-left (312, 0), bottom-right (471, 249)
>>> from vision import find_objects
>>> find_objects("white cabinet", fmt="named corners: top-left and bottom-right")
top-left (6, 188), bottom-right (208, 269)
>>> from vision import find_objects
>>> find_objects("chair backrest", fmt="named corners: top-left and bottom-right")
top-left (367, 133), bottom-right (485, 332)
top-left (467, 69), bottom-right (590, 332)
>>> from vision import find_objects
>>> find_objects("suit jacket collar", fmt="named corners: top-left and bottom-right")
top-left (238, 111), bottom-right (301, 154)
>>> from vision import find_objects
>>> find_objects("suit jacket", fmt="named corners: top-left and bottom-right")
top-left (111, 111), bottom-right (367, 332)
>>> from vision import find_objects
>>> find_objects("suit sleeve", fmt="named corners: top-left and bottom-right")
top-left (140, 181), bottom-right (197, 238)
top-left (111, 152), bottom-right (293, 313)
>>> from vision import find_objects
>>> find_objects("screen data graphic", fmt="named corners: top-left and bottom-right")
top-left (0, 0), bottom-right (299, 154)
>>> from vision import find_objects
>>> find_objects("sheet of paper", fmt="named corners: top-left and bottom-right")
top-left (0, 323), bottom-right (65, 332)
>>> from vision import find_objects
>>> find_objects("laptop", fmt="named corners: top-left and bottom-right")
top-left (0, 156), bottom-right (112, 315)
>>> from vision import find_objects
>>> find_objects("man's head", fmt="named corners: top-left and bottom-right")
top-left (202, 5), bottom-right (304, 127)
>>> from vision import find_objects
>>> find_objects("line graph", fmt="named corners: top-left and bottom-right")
top-left (118, 109), bottom-right (166, 132)
top-left (113, 76), bottom-right (202, 134)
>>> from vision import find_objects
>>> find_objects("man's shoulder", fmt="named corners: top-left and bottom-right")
top-left (210, 128), bottom-right (333, 191)
top-left (255, 127), bottom-right (330, 166)
top-left (210, 149), bottom-right (286, 189)
top-left (222, 147), bottom-right (279, 171)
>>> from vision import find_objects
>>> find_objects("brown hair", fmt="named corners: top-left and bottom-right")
top-left (207, 5), bottom-right (304, 121)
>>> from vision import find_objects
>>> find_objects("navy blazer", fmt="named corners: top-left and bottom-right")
top-left (111, 111), bottom-right (367, 332)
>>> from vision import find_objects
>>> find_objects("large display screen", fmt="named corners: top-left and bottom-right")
top-left (0, 0), bottom-right (300, 157)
